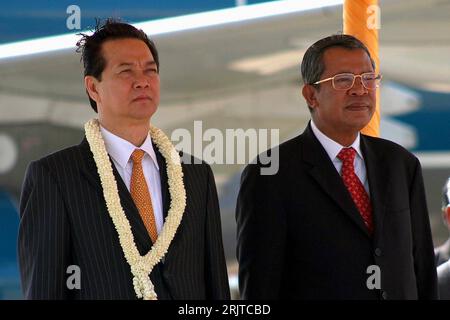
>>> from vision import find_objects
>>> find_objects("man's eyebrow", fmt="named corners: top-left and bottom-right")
top-left (332, 70), bottom-right (374, 75)
top-left (117, 62), bottom-right (133, 67)
top-left (116, 61), bottom-right (156, 68)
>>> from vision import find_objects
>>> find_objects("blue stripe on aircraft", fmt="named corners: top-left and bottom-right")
top-left (393, 89), bottom-right (450, 151)
top-left (0, 190), bottom-right (20, 299)
top-left (0, 0), bottom-right (271, 44)
top-left (0, 190), bottom-right (18, 264)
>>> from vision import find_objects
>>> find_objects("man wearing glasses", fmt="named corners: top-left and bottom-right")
top-left (236, 34), bottom-right (437, 299)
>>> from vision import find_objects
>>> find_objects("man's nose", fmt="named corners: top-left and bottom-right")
top-left (349, 76), bottom-right (367, 95)
top-left (133, 73), bottom-right (150, 89)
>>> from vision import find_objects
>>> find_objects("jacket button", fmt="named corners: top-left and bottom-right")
top-left (374, 248), bottom-right (382, 257)
top-left (381, 290), bottom-right (388, 300)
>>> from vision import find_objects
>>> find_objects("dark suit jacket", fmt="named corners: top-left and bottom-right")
top-left (18, 138), bottom-right (230, 300)
top-left (435, 239), bottom-right (450, 267)
top-left (236, 123), bottom-right (437, 300)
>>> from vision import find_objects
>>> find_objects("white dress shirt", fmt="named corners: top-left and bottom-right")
top-left (100, 125), bottom-right (164, 234)
top-left (310, 120), bottom-right (370, 195)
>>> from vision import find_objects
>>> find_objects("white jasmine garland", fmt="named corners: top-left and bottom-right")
top-left (84, 119), bottom-right (186, 300)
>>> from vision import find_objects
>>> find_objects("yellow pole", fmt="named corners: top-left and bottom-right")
top-left (343, 0), bottom-right (380, 137)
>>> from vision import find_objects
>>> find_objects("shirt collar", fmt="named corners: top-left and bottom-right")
top-left (100, 125), bottom-right (160, 171)
top-left (310, 119), bottom-right (364, 161)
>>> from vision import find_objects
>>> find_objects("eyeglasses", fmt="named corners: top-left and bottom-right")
top-left (312, 72), bottom-right (382, 90)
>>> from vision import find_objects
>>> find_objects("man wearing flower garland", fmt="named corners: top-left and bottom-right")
top-left (18, 19), bottom-right (230, 300)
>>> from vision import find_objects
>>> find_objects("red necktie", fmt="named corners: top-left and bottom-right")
top-left (337, 147), bottom-right (373, 234)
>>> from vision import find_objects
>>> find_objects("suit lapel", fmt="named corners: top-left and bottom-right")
top-left (78, 137), bottom-right (154, 255)
top-left (78, 137), bottom-right (104, 191)
top-left (301, 125), bottom-right (371, 238)
top-left (154, 143), bottom-right (171, 220)
top-left (360, 135), bottom-right (390, 243)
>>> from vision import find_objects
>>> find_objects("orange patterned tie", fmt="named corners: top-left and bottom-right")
top-left (130, 149), bottom-right (158, 243)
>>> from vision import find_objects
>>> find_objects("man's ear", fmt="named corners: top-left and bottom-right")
top-left (85, 76), bottom-right (101, 105)
top-left (445, 206), bottom-right (450, 225)
top-left (302, 84), bottom-right (318, 110)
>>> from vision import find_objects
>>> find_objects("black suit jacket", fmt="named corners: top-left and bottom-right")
top-left (236, 123), bottom-right (437, 299)
top-left (18, 138), bottom-right (230, 300)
